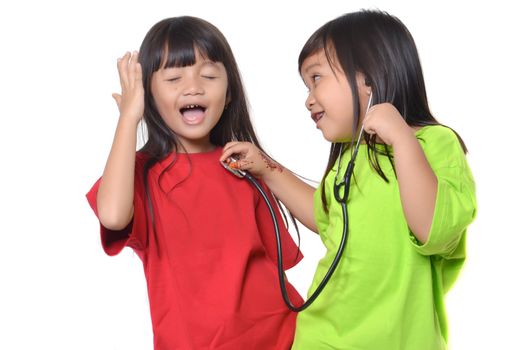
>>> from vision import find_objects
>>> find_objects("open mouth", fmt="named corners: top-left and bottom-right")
top-left (311, 111), bottom-right (324, 123)
top-left (180, 104), bottom-right (206, 124)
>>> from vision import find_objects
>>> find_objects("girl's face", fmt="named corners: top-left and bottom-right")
top-left (300, 49), bottom-right (370, 143)
top-left (151, 49), bottom-right (229, 153)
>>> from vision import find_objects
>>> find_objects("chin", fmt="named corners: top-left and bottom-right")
top-left (321, 130), bottom-right (340, 143)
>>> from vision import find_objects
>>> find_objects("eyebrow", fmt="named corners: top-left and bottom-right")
top-left (302, 62), bottom-right (321, 74)
top-left (201, 60), bottom-right (221, 69)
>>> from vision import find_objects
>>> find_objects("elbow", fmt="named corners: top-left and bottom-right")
top-left (97, 202), bottom-right (133, 231)
top-left (307, 222), bottom-right (319, 234)
top-left (409, 226), bottom-right (430, 245)
top-left (408, 217), bottom-right (432, 244)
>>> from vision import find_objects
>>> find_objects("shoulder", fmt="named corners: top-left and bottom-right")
top-left (415, 125), bottom-right (466, 168)
top-left (136, 151), bottom-right (149, 162)
top-left (133, 151), bottom-right (157, 183)
top-left (133, 151), bottom-right (149, 171)
top-left (415, 125), bottom-right (460, 148)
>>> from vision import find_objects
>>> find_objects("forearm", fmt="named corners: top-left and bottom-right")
top-left (220, 142), bottom-right (318, 232)
top-left (393, 131), bottom-right (437, 243)
top-left (97, 117), bottom-right (138, 230)
top-left (262, 167), bottom-right (317, 232)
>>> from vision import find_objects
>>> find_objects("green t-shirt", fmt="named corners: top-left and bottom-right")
top-left (292, 125), bottom-right (477, 350)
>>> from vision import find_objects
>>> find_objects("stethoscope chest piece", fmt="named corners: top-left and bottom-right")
top-left (221, 157), bottom-right (246, 178)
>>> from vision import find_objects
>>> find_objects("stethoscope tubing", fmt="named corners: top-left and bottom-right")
top-left (239, 94), bottom-right (373, 311)
top-left (244, 172), bottom-right (350, 312)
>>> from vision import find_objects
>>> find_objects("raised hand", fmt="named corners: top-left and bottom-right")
top-left (112, 51), bottom-right (144, 125)
top-left (362, 103), bottom-right (413, 146)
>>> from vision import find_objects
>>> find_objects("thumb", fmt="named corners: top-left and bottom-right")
top-left (362, 116), bottom-right (375, 135)
top-left (112, 93), bottom-right (122, 108)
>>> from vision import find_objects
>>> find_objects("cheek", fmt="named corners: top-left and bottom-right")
top-left (332, 93), bottom-right (354, 118)
top-left (152, 88), bottom-right (173, 112)
top-left (212, 84), bottom-right (229, 107)
top-left (151, 95), bottom-right (176, 127)
top-left (337, 84), bottom-right (356, 117)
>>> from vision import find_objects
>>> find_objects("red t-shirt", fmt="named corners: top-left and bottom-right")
top-left (86, 147), bottom-right (303, 349)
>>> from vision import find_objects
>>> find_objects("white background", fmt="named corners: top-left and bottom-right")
top-left (0, 0), bottom-right (524, 349)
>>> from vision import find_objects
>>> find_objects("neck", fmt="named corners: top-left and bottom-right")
top-left (175, 140), bottom-right (216, 154)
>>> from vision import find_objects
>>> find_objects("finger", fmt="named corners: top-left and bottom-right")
top-left (366, 104), bottom-right (378, 113)
top-left (363, 122), bottom-right (376, 135)
top-left (222, 141), bottom-right (240, 151)
top-left (112, 93), bottom-right (122, 107)
top-left (118, 52), bottom-right (131, 88)
top-left (128, 51), bottom-right (138, 86)
top-left (220, 142), bottom-right (241, 161)
top-left (117, 52), bottom-right (130, 88)
top-left (135, 57), bottom-right (143, 83)
top-left (116, 57), bottom-right (126, 89)
top-left (226, 144), bottom-right (250, 161)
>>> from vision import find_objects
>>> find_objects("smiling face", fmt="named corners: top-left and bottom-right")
top-left (150, 48), bottom-right (229, 153)
top-left (300, 49), bottom-right (370, 143)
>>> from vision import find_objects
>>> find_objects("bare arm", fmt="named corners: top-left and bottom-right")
top-left (97, 52), bottom-right (144, 230)
top-left (391, 129), bottom-right (437, 243)
top-left (221, 143), bottom-right (318, 232)
top-left (363, 103), bottom-right (437, 243)
top-left (258, 162), bottom-right (317, 232)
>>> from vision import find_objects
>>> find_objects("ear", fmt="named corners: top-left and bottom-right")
top-left (356, 72), bottom-right (372, 96)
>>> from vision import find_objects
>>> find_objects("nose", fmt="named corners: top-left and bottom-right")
top-left (305, 91), bottom-right (315, 111)
top-left (183, 76), bottom-right (204, 96)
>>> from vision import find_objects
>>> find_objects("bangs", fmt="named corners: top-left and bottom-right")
top-left (162, 38), bottom-right (210, 69)
top-left (298, 35), bottom-right (341, 78)
top-left (298, 35), bottom-right (323, 71)
top-left (139, 17), bottom-right (230, 78)
top-left (163, 36), bottom-right (199, 68)
top-left (159, 26), bottom-right (225, 70)
top-left (298, 24), bottom-right (331, 71)
top-left (298, 18), bottom-right (354, 78)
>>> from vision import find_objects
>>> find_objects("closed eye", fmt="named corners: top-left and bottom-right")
top-left (166, 77), bottom-right (181, 82)
top-left (201, 75), bottom-right (217, 80)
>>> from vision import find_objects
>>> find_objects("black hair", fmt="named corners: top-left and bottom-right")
top-left (298, 9), bottom-right (467, 211)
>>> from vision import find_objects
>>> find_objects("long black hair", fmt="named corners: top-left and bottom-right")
top-left (298, 9), bottom-right (467, 211)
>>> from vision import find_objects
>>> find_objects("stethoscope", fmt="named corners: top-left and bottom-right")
top-left (222, 94), bottom-right (373, 312)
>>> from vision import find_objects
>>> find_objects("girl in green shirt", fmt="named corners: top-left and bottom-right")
top-left (221, 9), bottom-right (476, 349)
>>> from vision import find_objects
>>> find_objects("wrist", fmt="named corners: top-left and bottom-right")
top-left (257, 151), bottom-right (283, 179)
top-left (118, 113), bottom-right (142, 127)
top-left (390, 124), bottom-right (415, 149)
top-left (260, 161), bottom-right (285, 183)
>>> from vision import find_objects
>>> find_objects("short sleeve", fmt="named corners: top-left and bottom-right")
top-left (255, 181), bottom-right (303, 270)
top-left (410, 126), bottom-right (477, 258)
top-left (85, 162), bottom-right (149, 256)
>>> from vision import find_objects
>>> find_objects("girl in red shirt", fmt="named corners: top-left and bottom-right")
top-left (86, 16), bottom-right (302, 350)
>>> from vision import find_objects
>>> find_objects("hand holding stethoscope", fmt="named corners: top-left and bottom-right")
top-left (362, 98), bottom-right (412, 147)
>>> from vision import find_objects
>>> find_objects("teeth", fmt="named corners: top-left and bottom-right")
top-left (185, 104), bottom-right (201, 109)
